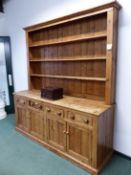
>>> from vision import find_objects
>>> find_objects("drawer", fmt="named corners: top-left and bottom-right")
top-left (46, 106), bottom-right (64, 119)
top-left (28, 99), bottom-right (44, 111)
top-left (15, 96), bottom-right (26, 107)
top-left (67, 111), bottom-right (93, 126)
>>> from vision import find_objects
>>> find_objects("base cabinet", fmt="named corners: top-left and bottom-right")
top-left (14, 94), bottom-right (114, 175)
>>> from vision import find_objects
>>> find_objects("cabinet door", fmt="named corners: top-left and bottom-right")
top-left (67, 123), bottom-right (92, 165)
top-left (15, 97), bottom-right (29, 132)
top-left (28, 109), bottom-right (44, 140)
top-left (46, 106), bottom-right (66, 151)
top-left (16, 106), bottom-right (28, 131)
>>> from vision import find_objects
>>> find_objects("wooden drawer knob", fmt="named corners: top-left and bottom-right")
top-left (31, 102), bottom-right (38, 107)
top-left (66, 132), bottom-right (69, 135)
top-left (47, 108), bottom-right (51, 112)
top-left (70, 115), bottom-right (75, 120)
top-left (41, 105), bottom-right (43, 109)
top-left (38, 105), bottom-right (43, 110)
top-left (57, 112), bottom-right (62, 116)
top-left (84, 119), bottom-right (89, 124)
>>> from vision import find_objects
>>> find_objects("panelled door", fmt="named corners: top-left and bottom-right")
top-left (28, 109), bottom-right (44, 140)
top-left (46, 106), bottom-right (66, 151)
top-left (15, 97), bottom-right (28, 131)
top-left (66, 122), bottom-right (92, 165)
top-left (0, 37), bottom-right (14, 113)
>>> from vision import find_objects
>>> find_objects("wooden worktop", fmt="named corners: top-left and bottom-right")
top-left (14, 90), bottom-right (111, 116)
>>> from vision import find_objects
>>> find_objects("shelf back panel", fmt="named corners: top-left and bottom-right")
top-left (30, 61), bottom-right (106, 78)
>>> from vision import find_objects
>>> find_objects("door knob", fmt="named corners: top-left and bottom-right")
top-left (66, 132), bottom-right (69, 135)
top-left (47, 108), bottom-right (51, 112)
top-left (70, 115), bottom-right (75, 120)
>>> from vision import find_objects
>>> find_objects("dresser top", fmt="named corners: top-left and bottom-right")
top-left (14, 90), bottom-right (111, 116)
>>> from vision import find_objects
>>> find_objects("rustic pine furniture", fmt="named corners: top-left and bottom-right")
top-left (14, 1), bottom-right (121, 174)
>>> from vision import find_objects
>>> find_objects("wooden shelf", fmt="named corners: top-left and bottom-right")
top-left (29, 56), bottom-right (106, 62)
top-left (29, 31), bottom-right (107, 48)
top-left (30, 74), bottom-right (106, 82)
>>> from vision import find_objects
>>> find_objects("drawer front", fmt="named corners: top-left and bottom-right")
top-left (15, 96), bottom-right (26, 107)
top-left (28, 99), bottom-right (44, 111)
top-left (67, 111), bottom-right (93, 127)
top-left (46, 106), bottom-right (64, 119)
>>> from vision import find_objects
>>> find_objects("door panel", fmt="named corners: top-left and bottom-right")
top-left (47, 118), bottom-right (66, 150)
top-left (28, 109), bottom-right (44, 140)
top-left (0, 37), bottom-right (14, 113)
top-left (16, 106), bottom-right (28, 131)
top-left (0, 41), bottom-right (10, 105)
top-left (46, 118), bottom-right (66, 151)
top-left (46, 105), bottom-right (66, 151)
top-left (67, 123), bottom-right (92, 164)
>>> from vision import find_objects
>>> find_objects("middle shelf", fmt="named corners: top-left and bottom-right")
top-left (30, 74), bottom-right (106, 82)
top-left (29, 56), bottom-right (107, 62)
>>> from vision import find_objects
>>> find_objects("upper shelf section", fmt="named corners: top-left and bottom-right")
top-left (24, 1), bottom-right (121, 104)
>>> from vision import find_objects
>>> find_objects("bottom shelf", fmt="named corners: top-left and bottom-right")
top-left (29, 76), bottom-right (105, 101)
top-left (30, 74), bottom-right (106, 82)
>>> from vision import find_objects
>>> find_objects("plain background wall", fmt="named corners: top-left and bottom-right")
top-left (1, 0), bottom-right (131, 157)
top-left (0, 14), bottom-right (8, 35)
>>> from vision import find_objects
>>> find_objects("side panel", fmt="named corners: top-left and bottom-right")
top-left (105, 8), bottom-right (118, 104)
top-left (97, 106), bottom-right (114, 168)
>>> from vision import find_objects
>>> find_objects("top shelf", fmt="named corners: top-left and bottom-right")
top-left (24, 1), bottom-right (121, 32)
top-left (29, 31), bottom-right (107, 48)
